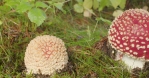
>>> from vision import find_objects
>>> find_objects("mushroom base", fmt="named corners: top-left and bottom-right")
top-left (116, 52), bottom-right (145, 69)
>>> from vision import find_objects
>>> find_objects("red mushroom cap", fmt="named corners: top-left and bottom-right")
top-left (108, 9), bottom-right (149, 60)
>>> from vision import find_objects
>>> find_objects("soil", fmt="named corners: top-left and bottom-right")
top-left (93, 37), bottom-right (116, 59)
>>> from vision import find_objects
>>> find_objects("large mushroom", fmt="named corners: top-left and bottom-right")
top-left (24, 35), bottom-right (68, 75)
top-left (108, 9), bottom-right (149, 69)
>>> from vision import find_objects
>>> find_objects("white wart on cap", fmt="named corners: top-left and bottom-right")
top-left (24, 35), bottom-right (68, 75)
top-left (108, 9), bottom-right (149, 68)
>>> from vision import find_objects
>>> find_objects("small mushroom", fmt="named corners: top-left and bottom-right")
top-left (108, 9), bottom-right (149, 69)
top-left (142, 6), bottom-right (148, 11)
top-left (24, 35), bottom-right (68, 75)
top-left (83, 9), bottom-right (92, 18)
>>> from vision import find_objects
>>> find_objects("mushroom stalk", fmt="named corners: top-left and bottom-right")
top-left (116, 52), bottom-right (145, 69)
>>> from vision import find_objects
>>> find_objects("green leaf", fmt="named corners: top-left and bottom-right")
top-left (109, 0), bottom-right (121, 9)
top-left (119, 0), bottom-right (126, 9)
top-left (74, 4), bottom-right (84, 13)
top-left (28, 8), bottom-right (47, 26)
top-left (16, 1), bottom-right (32, 13)
top-left (76, 0), bottom-right (83, 5)
top-left (76, 0), bottom-right (83, 3)
top-left (98, 0), bottom-right (110, 11)
top-left (4, 0), bottom-right (20, 8)
top-left (51, 0), bottom-right (65, 3)
top-left (83, 0), bottom-right (92, 9)
top-left (25, 0), bottom-right (35, 2)
top-left (54, 3), bottom-right (66, 13)
top-left (93, 0), bottom-right (99, 10)
top-left (35, 1), bottom-right (48, 8)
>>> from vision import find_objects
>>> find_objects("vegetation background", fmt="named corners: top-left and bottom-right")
top-left (0, 0), bottom-right (149, 78)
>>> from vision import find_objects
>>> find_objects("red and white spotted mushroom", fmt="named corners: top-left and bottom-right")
top-left (108, 9), bottom-right (149, 69)
top-left (24, 35), bottom-right (68, 75)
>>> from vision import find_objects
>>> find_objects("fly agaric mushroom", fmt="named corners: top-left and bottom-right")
top-left (24, 35), bottom-right (68, 75)
top-left (108, 9), bottom-right (149, 69)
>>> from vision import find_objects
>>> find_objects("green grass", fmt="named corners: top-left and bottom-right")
top-left (0, 0), bottom-right (149, 77)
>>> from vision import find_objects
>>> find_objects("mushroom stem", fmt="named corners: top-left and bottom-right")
top-left (116, 52), bottom-right (145, 70)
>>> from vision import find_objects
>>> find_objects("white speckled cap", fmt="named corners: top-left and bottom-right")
top-left (24, 35), bottom-right (68, 75)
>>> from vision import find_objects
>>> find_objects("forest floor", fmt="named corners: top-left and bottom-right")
top-left (0, 0), bottom-right (149, 78)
